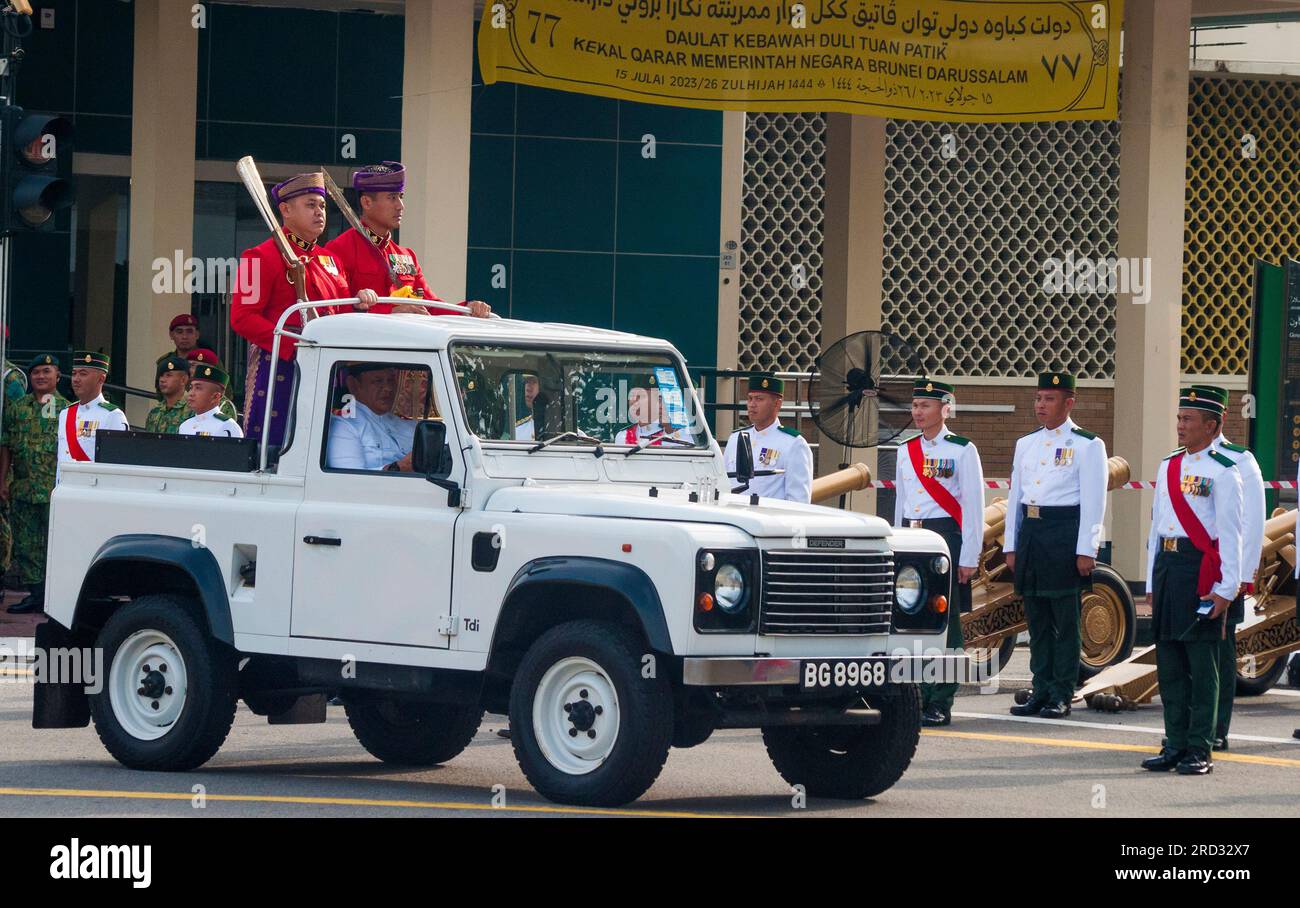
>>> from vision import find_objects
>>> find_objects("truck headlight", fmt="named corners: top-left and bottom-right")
top-left (714, 563), bottom-right (746, 613)
top-left (895, 564), bottom-right (924, 614)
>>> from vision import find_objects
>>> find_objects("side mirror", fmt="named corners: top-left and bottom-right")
top-left (412, 420), bottom-right (447, 475)
top-left (734, 431), bottom-right (754, 488)
top-left (413, 420), bottom-right (462, 507)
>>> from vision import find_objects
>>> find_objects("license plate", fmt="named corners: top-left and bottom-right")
top-left (800, 659), bottom-right (889, 690)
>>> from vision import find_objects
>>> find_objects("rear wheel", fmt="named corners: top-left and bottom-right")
top-left (762, 685), bottom-right (921, 800)
top-left (344, 695), bottom-right (483, 765)
top-left (89, 595), bottom-right (238, 772)
top-left (1235, 653), bottom-right (1289, 697)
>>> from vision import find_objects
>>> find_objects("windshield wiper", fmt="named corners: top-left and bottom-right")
top-left (623, 435), bottom-right (697, 457)
top-left (528, 430), bottom-right (605, 456)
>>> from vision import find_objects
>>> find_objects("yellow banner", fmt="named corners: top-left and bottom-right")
top-left (478, 0), bottom-right (1121, 121)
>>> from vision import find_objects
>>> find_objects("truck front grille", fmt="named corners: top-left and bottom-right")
top-left (759, 550), bottom-right (895, 635)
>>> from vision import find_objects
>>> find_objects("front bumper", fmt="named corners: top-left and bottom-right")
top-left (682, 654), bottom-right (970, 687)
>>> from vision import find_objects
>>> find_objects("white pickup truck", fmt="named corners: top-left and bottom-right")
top-left (33, 301), bottom-right (961, 807)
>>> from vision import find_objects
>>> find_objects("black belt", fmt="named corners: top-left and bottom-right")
top-left (1157, 536), bottom-right (1201, 556)
top-left (906, 516), bottom-right (960, 532)
top-left (1020, 504), bottom-right (1080, 520)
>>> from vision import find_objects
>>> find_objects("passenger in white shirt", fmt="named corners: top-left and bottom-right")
top-left (326, 364), bottom-right (417, 472)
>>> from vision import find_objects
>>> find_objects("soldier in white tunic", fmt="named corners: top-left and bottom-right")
top-left (1141, 388), bottom-right (1244, 776)
top-left (1003, 371), bottom-right (1108, 719)
top-left (723, 374), bottom-right (812, 503)
top-left (56, 351), bottom-right (130, 482)
top-left (1187, 384), bottom-right (1264, 751)
top-left (893, 378), bottom-right (986, 726)
top-left (179, 363), bottom-right (244, 438)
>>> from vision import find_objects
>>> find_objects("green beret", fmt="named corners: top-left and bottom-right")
top-left (157, 354), bottom-right (189, 378)
top-left (1180, 388), bottom-right (1225, 415)
top-left (27, 353), bottom-right (59, 372)
top-left (1188, 384), bottom-right (1229, 407)
top-left (912, 377), bottom-right (954, 402)
top-left (747, 373), bottom-right (784, 396)
top-left (191, 362), bottom-right (232, 388)
top-left (73, 350), bottom-right (110, 373)
top-left (1037, 372), bottom-right (1075, 391)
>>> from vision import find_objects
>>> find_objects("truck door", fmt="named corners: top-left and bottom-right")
top-left (291, 353), bottom-right (461, 649)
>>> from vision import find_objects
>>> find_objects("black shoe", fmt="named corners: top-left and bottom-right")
top-left (1294, 729), bottom-right (1300, 741)
top-left (1010, 695), bottom-right (1050, 717)
top-left (496, 727), bottom-right (511, 739)
top-left (1040, 701), bottom-right (1071, 719)
top-left (1176, 749), bottom-right (1213, 775)
top-left (6, 591), bottom-right (42, 614)
top-left (1142, 747), bottom-right (1185, 771)
top-left (1212, 735), bottom-right (1228, 752)
top-left (921, 705), bottom-right (951, 727)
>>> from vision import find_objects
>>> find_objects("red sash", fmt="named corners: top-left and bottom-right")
top-left (63, 403), bottom-right (91, 462)
top-left (907, 436), bottom-right (962, 528)
top-left (1166, 452), bottom-right (1222, 598)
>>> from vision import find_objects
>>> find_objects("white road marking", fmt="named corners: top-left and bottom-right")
top-left (950, 710), bottom-right (1300, 745)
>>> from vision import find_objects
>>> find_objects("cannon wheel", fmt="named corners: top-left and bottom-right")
top-left (1235, 653), bottom-right (1290, 697)
top-left (1077, 565), bottom-right (1137, 681)
top-left (966, 636), bottom-right (1019, 679)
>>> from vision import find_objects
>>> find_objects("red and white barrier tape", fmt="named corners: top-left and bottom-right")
top-left (864, 480), bottom-right (1300, 489)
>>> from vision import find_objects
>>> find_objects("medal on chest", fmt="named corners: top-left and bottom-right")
top-left (758, 446), bottom-right (780, 467)
top-left (1054, 446), bottom-right (1074, 467)
top-left (922, 456), bottom-right (955, 479)
top-left (77, 418), bottom-right (97, 438)
top-left (316, 254), bottom-right (340, 277)
top-left (388, 253), bottom-right (416, 277)
top-left (1180, 473), bottom-right (1213, 497)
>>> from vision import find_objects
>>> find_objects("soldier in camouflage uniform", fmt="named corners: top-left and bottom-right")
top-left (146, 355), bottom-right (191, 434)
top-left (0, 359), bottom-right (28, 589)
top-left (1, 354), bottom-right (69, 614)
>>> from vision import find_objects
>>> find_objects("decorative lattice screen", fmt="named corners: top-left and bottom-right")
top-left (1183, 75), bottom-right (1300, 376)
top-left (880, 119), bottom-right (1121, 379)
top-left (740, 113), bottom-right (827, 372)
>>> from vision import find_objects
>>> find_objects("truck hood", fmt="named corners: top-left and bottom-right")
top-left (483, 483), bottom-right (892, 538)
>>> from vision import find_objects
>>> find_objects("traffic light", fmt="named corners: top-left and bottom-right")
top-left (2, 104), bottom-right (72, 232)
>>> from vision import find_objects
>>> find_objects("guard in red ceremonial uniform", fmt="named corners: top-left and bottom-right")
top-left (324, 161), bottom-right (492, 318)
top-left (230, 172), bottom-right (354, 446)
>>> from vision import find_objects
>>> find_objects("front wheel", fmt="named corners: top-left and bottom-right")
top-left (89, 595), bottom-right (238, 772)
top-left (1077, 564), bottom-right (1137, 680)
top-left (509, 620), bottom-right (672, 807)
top-left (762, 684), bottom-right (921, 800)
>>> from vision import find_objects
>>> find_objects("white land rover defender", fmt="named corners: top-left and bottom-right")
top-left (33, 301), bottom-right (962, 807)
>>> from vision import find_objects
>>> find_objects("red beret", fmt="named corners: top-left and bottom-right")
top-left (186, 348), bottom-right (221, 366)
top-left (170, 313), bottom-right (198, 331)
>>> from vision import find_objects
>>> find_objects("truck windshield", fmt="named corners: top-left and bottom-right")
top-left (450, 344), bottom-right (708, 449)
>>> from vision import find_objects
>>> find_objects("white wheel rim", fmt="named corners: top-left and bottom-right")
top-left (108, 630), bottom-right (188, 741)
top-left (532, 656), bottom-right (620, 776)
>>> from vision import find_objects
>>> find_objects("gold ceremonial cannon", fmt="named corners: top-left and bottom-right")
top-left (810, 463), bottom-right (872, 504)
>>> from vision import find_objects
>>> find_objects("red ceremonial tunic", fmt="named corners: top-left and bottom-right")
top-left (324, 226), bottom-right (439, 314)
top-left (230, 231), bottom-right (351, 360)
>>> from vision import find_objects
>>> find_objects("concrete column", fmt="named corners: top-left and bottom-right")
top-left (83, 191), bottom-right (119, 359)
top-left (821, 112), bottom-right (887, 513)
top-left (125, 0), bottom-right (197, 424)
top-left (1111, 0), bottom-right (1191, 584)
top-left (401, 0), bottom-right (473, 302)
top-left (714, 111), bottom-right (745, 440)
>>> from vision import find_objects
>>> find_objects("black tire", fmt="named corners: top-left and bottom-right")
top-left (1077, 564), bottom-right (1137, 681)
top-left (344, 695), bottom-right (483, 765)
top-left (762, 684), bottom-right (921, 800)
top-left (89, 595), bottom-right (238, 772)
top-left (671, 712), bottom-right (716, 749)
top-left (509, 619), bottom-right (672, 806)
top-left (1235, 653), bottom-right (1289, 697)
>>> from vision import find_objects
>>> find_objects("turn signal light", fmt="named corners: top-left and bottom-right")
top-left (932, 595), bottom-right (948, 614)
top-left (697, 592), bottom-right (714, 612)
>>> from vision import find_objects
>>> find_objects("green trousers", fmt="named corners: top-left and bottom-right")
top-left (920, 605), bottom-right (965, 712)
top-left (1216, 625), bottom-right (1237, 737)
top-left (1156, 639), bottom-right (1219, 754)
top-left (1023, 593), bottom-right (1081, 703)
top-left (10, 500), bottom-right (49, 586)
